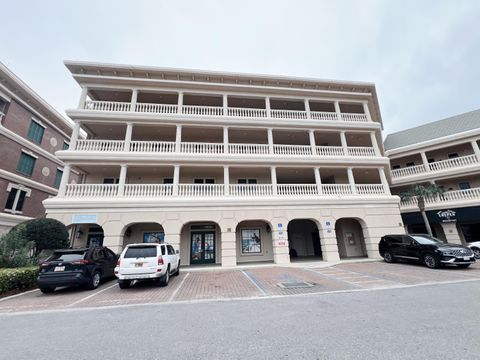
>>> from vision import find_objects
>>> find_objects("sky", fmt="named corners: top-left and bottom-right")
top-left (2, 0), bottom-right (480, 137)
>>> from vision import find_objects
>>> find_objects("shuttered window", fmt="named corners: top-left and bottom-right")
top-left (27, 120), bottom-right (45, 144)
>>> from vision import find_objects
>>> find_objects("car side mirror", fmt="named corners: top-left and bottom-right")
top-left (411, 241), bottom-right (418, 246)
top-left (176, 250), bottom-right (180, 254)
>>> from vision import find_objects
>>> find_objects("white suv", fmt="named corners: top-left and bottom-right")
top-left (115, 243), bottom-right (180, 289)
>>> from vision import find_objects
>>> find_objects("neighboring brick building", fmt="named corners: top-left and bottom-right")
top-left (0, 62), bottom-right (80, 234)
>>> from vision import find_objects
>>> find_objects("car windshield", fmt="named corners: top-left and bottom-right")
top-left (411, 235), bottom-right (444, 245)
top-left (50, 252), bottom-right (86, 262)
top-left (124, 246), bottom-right (157, 258)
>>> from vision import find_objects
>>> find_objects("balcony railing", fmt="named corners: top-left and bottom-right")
top-left (391, 154), bottom-right (479, 180)
top-left (400, 187), bottom-right (480, 210)
top-left (82, 100), bottom-right (370, 123)
top-left (428, 154), bottom-right (478, 172)
top-left (62, 183), bottom-right (387, 199)
top-left (72, 140), bottom-right (377, 158)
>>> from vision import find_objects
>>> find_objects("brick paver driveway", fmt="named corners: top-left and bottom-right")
top-left (1, 261), bottom-right (479, 313)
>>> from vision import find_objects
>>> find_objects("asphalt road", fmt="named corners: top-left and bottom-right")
top-left (1, 281), bottom-right (480, 360)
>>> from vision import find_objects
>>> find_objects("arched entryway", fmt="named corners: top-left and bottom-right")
top-left (180, 222), bottom-right (222, 266)
top-left (287, 219), bottom-right (322, 261)
top-left (236, 220), bottom-right (273, 264)
top-left (68, 223), bottom-right (104, 248)
top-left (335, 218), bottom-right (367, 258)
top-left (121, 222), bottom-right (165, 248)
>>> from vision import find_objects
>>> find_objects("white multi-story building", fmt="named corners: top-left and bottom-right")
top-left (385, 109), bottom-right (480, 245)
top-left (44, 61), bottom-right (404, 267)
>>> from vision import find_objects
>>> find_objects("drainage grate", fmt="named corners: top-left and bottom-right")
top-left (277, 281), bottom-right (316, 289)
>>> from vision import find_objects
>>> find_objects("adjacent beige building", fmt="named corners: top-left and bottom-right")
top-left (44, 61), bottom-right (404, 266)
top-left (385, 109), bottom-right (480, 245)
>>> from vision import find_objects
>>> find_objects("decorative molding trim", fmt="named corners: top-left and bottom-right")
top-left (0, 124), bottom-right (64, 166)
top-left (0, 169), bottom-right (58, 195)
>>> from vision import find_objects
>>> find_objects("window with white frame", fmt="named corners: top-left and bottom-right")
top-left (237, 179), bottom-right (257, 184)
top-left (194, 178), bottom-right (215, 184)
top-left (63, 141), bottom-right (70, 150)
top-left (103, 178), bottom-right (119, 184)
top-left (4, 183), bottom-right (31, 214)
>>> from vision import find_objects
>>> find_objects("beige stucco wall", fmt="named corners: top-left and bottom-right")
top-left (46, 198), bottom-right (404, 265)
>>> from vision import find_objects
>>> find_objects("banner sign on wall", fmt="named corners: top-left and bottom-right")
top-left (437, 210), bottom-right (456, 223)
top-left (71, 214), bottom-right (98, 224)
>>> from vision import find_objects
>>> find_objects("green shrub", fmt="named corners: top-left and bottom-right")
top-left (0, 224), bottom-right (35, 268)
top-left (25, 218), bottom-right (69, 256)
top-left (0, 267), bottom-right (38, 294)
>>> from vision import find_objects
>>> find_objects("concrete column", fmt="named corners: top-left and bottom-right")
top-left (440, 222), bottom-right (463, 245)
top-left (165, 233), bottom-right (181, 252)
top-left (78, 87), bottom-right (88, 109)
top-left (347, 167), bottom-right (357, 194)
top-left (265, 97), bottom-right (271, 117)
top-left (118, 164), bottom-right (128, 196)
top-left (362, 101), bottom-right (372, 122)
top-left (223, 126), bottom-right (229, 154)
top-left (272, 230), bottom-right (290, 265)
top-left (177, 92), bottom-right (183, 114)
top-left (309, 130), bottom-right (317, 155)
top-left (471, 140), bottom-right (480, 161)
top-left (421, 152), bottom-right (431, 172)
top-left (340, 131), bottom-right (348, 156)
top-left (102, 235), bottom-right (123, 254)
top-left (378, 167), bottom-right (391, 195)
top-left (130, 89), bottom-right (138, 112)
top-left (173, 165), bottom-right (180, 196)
top-left (58, 164), bottom-right (71, 197)
top-left (267, 128), bottom-right (274, 154)
top-left (70, 121), bottom-right (81, 151)
top-left (221, 231), bottom-right (237, 267)
top-left (334, 101), bottom-right (341, 121)
top-left (318, 224), bottom-right (340, 262)
top-left (223, 94), bottom-right (228, 116)
top-left (224, 166), bottom-right (230, 196)
top-left (314, 167), bottom-right (323, 195)
top-left (124, 122), bottom-right (133, 151)
top-left (304, 99), bottom-right (311, 119)
top-left (271, 166), bottom-right (278, 195)
top-left (175, 125), bottom-right (182, 153)
top-left (370, 132), bottom-right (381, 156)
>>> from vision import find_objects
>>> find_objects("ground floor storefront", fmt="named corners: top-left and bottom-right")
top-left (47, 201), bottom-right (404, 266)
top-left (402, 205), bottom-right (480, 245)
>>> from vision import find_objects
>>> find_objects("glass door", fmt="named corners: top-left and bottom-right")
top-left (190, 232), bottom-right (216, 264)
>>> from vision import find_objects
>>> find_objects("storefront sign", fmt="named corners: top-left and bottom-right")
top-left (71, 214), bottom-right (97, 224)
top-left (437, 210), bottom-right (456, 223)
top-left (324, 220), bottom-right (333, 233)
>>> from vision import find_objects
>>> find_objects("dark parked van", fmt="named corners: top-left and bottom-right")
top-left (378, 234), bottom-right (475, 269)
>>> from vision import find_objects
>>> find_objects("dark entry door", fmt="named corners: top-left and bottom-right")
top-left (312, 231), bottom-right (322, 257)
top-left (190, 232), bottom-right (216, 264)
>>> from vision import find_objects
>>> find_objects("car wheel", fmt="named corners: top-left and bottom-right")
top-left (471, 247), bottom-right (480, 260)
top-left (457, 264), bottom-right (471, 269)
top-left (159, 268), bottom-right (170, 287)
top-left (172, 261), bottom-right (181, 276)
top-left (86, 271), bottom-right (101, 290)
top-left (383, 251), bottom-right (396, 263)
top-left (40, 287), bottom-right (55, 294)
top-left (423, 254), bottom-right (440, 269)
top-left (118, 280), bottom-right (131, 289)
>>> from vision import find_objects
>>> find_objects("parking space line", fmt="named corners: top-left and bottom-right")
top-left (303, 268), bottom-right (364, 288)
top-left (168, 273), bottom-right (190, 302)
top-left (0, 288), bottom-right (39, 303)
top-left (65, 283), bottom-right (118, 308)
top-left (241, 270), bottom-right (268, 296)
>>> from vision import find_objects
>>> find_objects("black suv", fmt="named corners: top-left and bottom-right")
top-left (379, 234), bottom-right (476, 269)
top-left (37, 247), bottom-right (118, 293)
